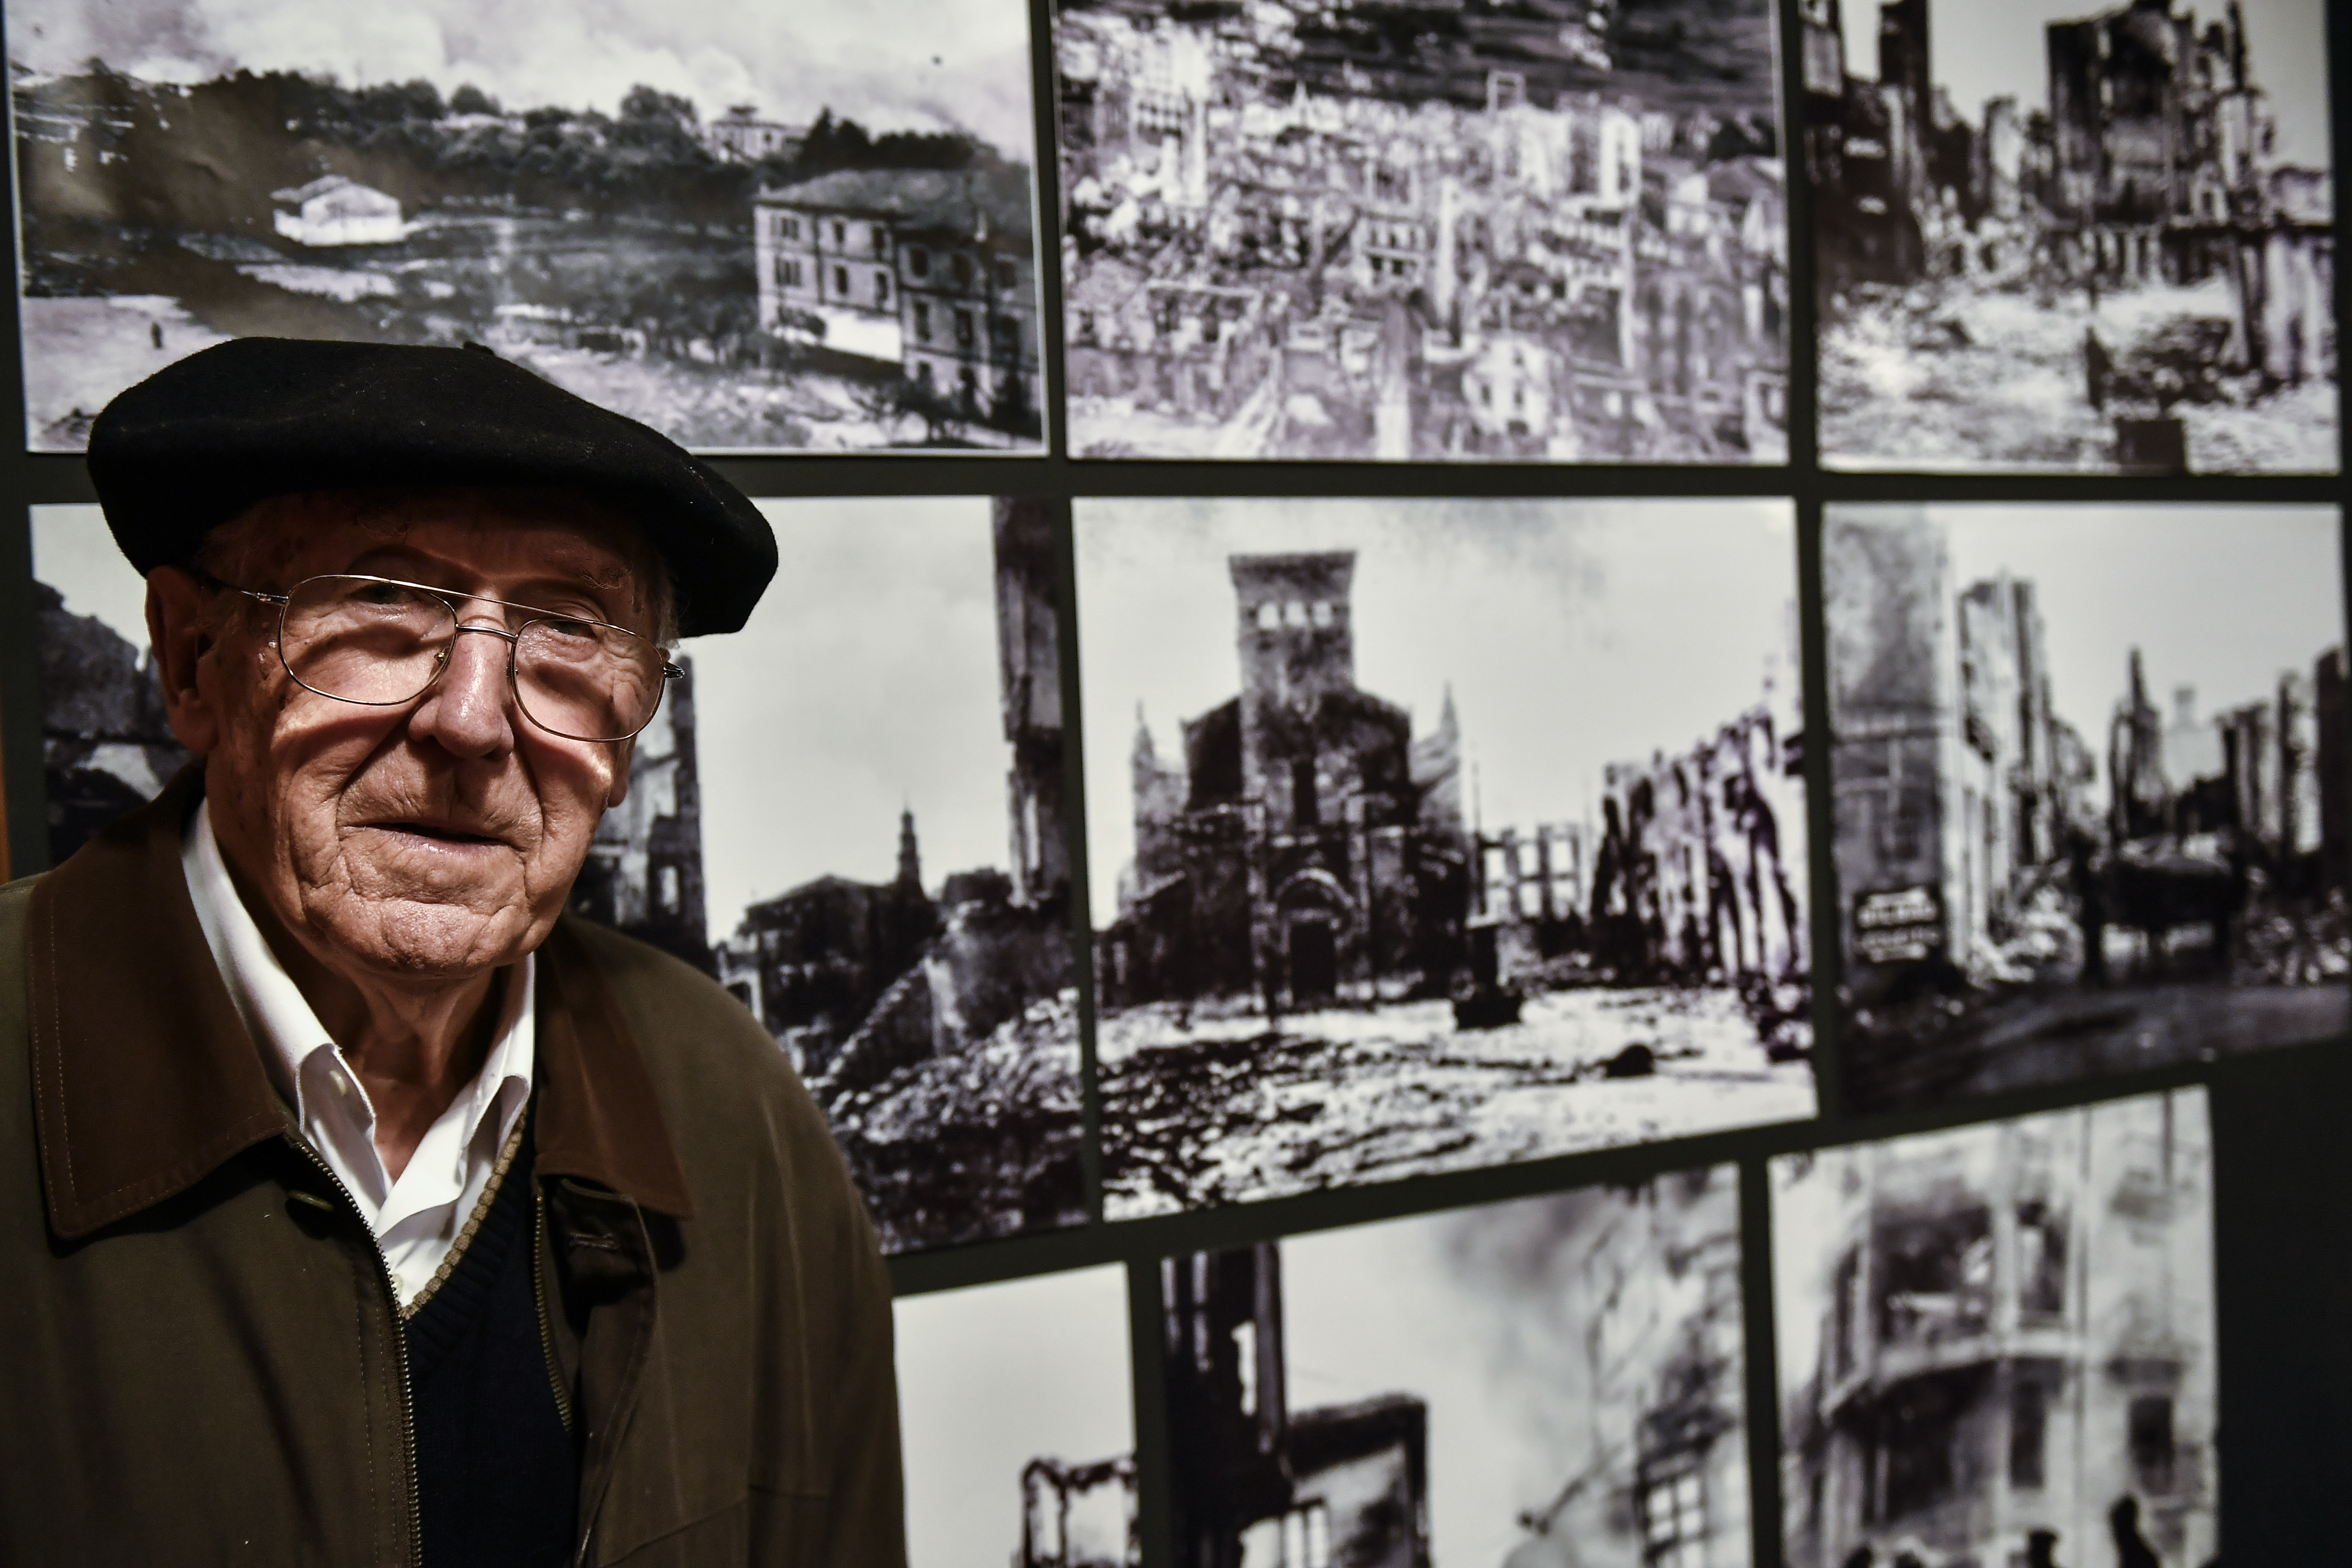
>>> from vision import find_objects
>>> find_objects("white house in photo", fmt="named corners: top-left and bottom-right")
top-left (270, 176), bottom-right (405, 247)
top-left (706, 106), bottom-right (805, 163)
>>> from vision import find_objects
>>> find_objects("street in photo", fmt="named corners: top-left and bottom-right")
top-left (1801, 0), bottom-right (2336, 474)
top-left (1825, 504), bottom-right (2348, 1114)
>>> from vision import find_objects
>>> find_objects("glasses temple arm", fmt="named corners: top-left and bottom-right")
top-left (182, 565), bottom-right (289, 606)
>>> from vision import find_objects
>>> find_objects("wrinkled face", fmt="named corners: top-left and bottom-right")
top-left (167, 490), bottom-right (662, 987)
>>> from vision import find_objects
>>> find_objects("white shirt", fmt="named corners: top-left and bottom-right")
top-left (182, 799), bottom-right (536, 1307)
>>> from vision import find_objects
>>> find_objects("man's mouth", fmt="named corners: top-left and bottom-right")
top-left (371, 819), bottom-right (508, 848)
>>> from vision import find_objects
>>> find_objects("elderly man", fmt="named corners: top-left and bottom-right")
top-left (0, 340), bottom-right (905, 1565)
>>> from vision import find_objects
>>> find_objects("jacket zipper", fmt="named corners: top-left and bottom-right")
top-left (532, 1181), bottom-right (576, 1430)
top-left (289, 1136), bottom-right (424, 1568)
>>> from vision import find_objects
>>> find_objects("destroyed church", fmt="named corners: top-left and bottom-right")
top-left (1101, 552), bottom-right (1470, 1012)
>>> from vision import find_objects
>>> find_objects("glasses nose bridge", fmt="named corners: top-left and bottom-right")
top-left (452, 618), bottom-right (523, 647)
top-left (438, 617), bottom-right (525, 704)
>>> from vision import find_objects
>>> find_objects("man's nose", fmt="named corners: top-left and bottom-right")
top-left (408, 623), bottom-right (517, 758)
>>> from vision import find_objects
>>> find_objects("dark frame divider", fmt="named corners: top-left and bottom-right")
top-left (2206, 1039), bottom-right (2352, 1563)
top-left (0, 0), bottom-right (2345, 1559)
top-left (1126, 1256), bottom-right (1172, 1568)
top-left (1738, 1157), bottom-right (1786, 1568)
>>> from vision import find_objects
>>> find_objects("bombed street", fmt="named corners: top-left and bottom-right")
top-left (1099, 987), bottom-right (1813, 1217)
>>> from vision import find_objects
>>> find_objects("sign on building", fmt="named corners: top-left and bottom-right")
top-left (1851, 884), bottom-right (1944, 964)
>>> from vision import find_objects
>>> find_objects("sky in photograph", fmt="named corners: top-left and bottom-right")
top-left (32, 505), bottom-right (149, 653)
top-left (686, 496), bottom-right (1013, 947)
top-left (1838, 0), bottom-right (2330, 167)
top-left (6, 0), bottom-right (1038, 152)
top-left (1281, 1173), bottom-right (1739, 1568)
top-left (896, 1266), bottom-right (1133, 1568)
top-left (1075, 498), bottom-right (1799, 921)
top-left (1891, 502), bottom-right (2343, 799)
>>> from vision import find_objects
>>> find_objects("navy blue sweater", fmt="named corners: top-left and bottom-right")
top-left (403, 1110), bottom-right (578, 1567)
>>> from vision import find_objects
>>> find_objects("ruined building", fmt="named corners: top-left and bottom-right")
top-left (1827, 511), bottom-right (2098, 995)
top-left (1163, 1244), bottom-right (1431, 1568)
top-left (1478, 635), bottom-right (1807, 991)
top-left (996, 496), bottom-right (1072, 906)
top-left (1783, 1096), bottom-right (2218, 1568)
top-left (568, 655), bottom-right (711, 972)
top-left (1590, 700), bottom-right (1808, 987)
top-left (2107, 647), bottom-right (2347, 885)
top-left (713, 504), bottom-right (1080, 1102)
top-left (1510, 1173), bottom-right (1749, 1568)
top-left (713, 811), bottom-right (939, 1077)
top-left (1057, 0), bottom-right (1788, 461)
top-left (1101, 551), bottom-right (1471, 1011)
top-left (1806, 0), bottom-right (2334, 388)
top-left (1831, 509), bottom-right (2346, 998)
top-left (1021, 1456), bottom-right (1136, 1568)
top-left (33, 579), bottom-right (188, 867)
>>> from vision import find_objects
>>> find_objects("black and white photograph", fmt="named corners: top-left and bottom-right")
top-left (1054, 0), bottom-right (1791, 463)
top-left (1077, 498), bottom-right (1814, 1220)
top-left (896, 1265), bottom-right (1136, 1568)
top-left (691, 496), bottom-right (1084, 1251)
top-left (8, 0), bottom-right (1046, 453)
top-left (1162, 1165), bottom-right (1747, 1568)
top-left (28, 496), bottom-right (1088, 1253)
top-left (1825, 504), bottom-right (2348, 1115)
top-left (1801, 0), bottom-right (2336, 474)
top-left (1773, 1089), bottom-right (2219, 1568)
top-left (28, 505), bottom-right (190, 867)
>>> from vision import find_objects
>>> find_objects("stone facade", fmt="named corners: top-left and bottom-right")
top-left (753, 167), bottom-right (1041, 427)
top-left (1783, 1095), bottom-right (2217, 1568)
top-left (1102, 551), bottom-right (1470, 1011)
top-left (1827, 510), bottom-right (2096, 991)
top-left (1514, 1172), bottom-right (1748, 1568)
top-left (996, 496), bottom-right (1071, 906)
top-left (568, 654), bottom-right (710, 972)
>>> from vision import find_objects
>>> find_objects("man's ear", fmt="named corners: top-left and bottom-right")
top-left (146, 566), bottom-right (223, 755)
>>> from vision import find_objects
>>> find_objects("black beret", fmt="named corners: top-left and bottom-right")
top-left (86, 337), bottom-right (777, 636)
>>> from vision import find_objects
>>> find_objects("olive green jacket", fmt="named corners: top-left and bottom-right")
top-left (0, 774), bottom-right (906, 1566)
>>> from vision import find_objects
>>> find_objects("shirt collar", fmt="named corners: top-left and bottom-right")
top-left (180, 797), bottom-right (536, 1156)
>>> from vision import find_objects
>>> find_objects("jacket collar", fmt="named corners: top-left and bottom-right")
top-left (30, 765), bottom-right (692, 1240)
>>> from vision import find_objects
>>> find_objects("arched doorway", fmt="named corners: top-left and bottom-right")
top-left (1274, 870), bottom-right (1354, 1007)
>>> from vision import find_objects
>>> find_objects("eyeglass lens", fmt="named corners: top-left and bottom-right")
top-left (278, 576), bottom-right (665, 742)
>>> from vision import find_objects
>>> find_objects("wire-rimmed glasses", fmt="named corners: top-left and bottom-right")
top-left (212, 573), bottom-right (680, 743)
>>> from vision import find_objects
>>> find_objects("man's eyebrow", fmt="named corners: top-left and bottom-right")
top-left (341, 543), bottom-right (631, 596)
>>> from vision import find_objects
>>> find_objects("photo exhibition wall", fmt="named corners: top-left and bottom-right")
top-left (0, 0), bottom-right (2346, 1563)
